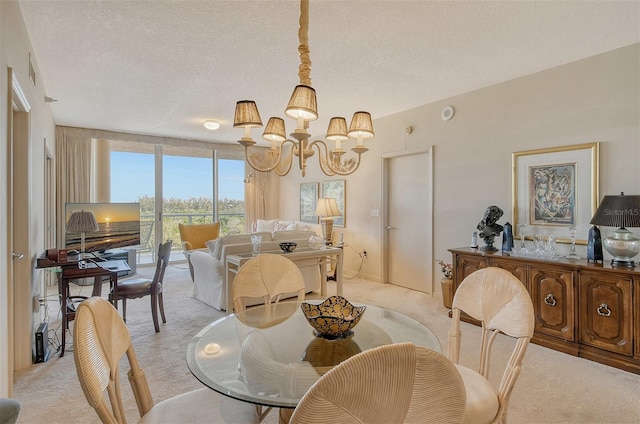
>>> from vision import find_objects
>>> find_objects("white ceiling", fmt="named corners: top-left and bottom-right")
top-left (18, 0), bottom-right (640, 145)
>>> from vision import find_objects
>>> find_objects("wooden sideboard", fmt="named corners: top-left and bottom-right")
top-left (449, 247), bottom-right (640, 374)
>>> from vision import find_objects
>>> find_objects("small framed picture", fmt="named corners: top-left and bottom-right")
top-left (300, 182), bottom-right (319, 223)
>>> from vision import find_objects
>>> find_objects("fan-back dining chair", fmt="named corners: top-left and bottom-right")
top-left (448, 267), bottom-right (535, 424)
top-left (73, 297), bottom-right (259, 424)
top-left (109, 240), bottom-right (171, 332)
top-left (289, 342), bottom-right (467, 424)
top-left (231, 253), bottom-right (305, 312)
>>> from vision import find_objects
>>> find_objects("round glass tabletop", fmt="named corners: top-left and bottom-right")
top-left (187, 301), bottom-right (441, 409)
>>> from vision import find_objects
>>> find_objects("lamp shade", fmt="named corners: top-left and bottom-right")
top-left (285, 85), bottom-right (318, 121)
top-left (347, 111), bottom-right (375, 140)
top-left (590, 193), bottom-right (640, 228)
top-left (66, 210), bottom-right (99, 233)
top-left (233, 100), bottom-right (263, 128)
top-left (326, 117), bottom-right (349, 142)
top-left (315, 198), bottom-right (341, 217)
top-left (262, 117), bottom-right (287, 143)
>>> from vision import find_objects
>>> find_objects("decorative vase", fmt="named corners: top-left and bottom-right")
top-left (441, 278), bottom-right (453, 309)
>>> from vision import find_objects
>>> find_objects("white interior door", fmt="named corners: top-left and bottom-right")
top-left (384, 148), bottom-right (433, 293)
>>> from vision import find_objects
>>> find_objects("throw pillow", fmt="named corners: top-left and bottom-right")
top-left (255, 219), bottom-right (278, 232)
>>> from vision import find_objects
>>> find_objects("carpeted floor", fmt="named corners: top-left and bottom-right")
top-left (13, 264), bottom-right (640, 423)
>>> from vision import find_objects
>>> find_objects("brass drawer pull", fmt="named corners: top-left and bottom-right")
top-left (544, 293), bottom-right (556, 306)
top-left (597, 303), bottom-right (611, 317)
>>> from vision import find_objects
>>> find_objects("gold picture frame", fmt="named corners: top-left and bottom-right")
top-left (512, 142), bottom-right (599, 245)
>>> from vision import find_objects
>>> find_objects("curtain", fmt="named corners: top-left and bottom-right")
top-left (244, 168), bottom-right (271, 232)
top-left (55, 127), bottom-right (93, 247)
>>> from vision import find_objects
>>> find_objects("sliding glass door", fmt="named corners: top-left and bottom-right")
top-left (110, 142), bottom-right (244, 265)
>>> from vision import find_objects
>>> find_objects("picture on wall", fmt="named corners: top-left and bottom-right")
top-left (321, 180), bottom-right (346, 227)
top-left (512, 142), bottom-right (599, 244)
top-left (300, 182), bottom-right (319, 223)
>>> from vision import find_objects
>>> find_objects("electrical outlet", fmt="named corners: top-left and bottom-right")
top-left (363, 250), bottom-right (367, 257)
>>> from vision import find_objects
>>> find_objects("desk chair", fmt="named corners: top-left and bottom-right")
top-left (73, 297), bottom-right (259, 424)
top-left (109, 240), bottom-right (170, 332)
top-left (232, 254), bottom-right (305, 312)
top-left (290, 342), bottom-right (466, 423)
top-left (448, 267), bottom-right (534, 424)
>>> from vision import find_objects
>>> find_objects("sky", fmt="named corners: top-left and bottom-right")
top-left (110, 152), bottom-right (244, 202)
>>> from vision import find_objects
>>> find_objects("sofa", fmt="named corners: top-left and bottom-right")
top-left (188, 223), bottom-right (322, 311)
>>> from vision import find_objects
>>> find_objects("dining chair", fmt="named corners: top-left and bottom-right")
top-left (289, 342), bottom-right (466, 423)
top-left (109, 240), bottom-right (170, 332)
top-left (231, 253), bottom-right (305, 312)
top-left (73, 297), bottom-right (259, 424)
top-left (448, 267), bottom-right (535, 424)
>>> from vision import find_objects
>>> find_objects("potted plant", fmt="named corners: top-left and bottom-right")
top-left (436, 259), bottom-right (453, 309)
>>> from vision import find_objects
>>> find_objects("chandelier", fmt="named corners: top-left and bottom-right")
top-left (233, 0), bottom-right (374, 177)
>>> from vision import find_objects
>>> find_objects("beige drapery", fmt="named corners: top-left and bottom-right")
top-left (55, 125), bottom-right (271, 245)
top-left (244, 169), bottom-right (270, 231)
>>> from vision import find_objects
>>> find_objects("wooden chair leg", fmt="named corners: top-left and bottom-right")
top-left (122, 299), bottom-right (127, 322)
top-left (158, 292), bottom-right (166, 324)
top-left (151, 293), bottom-right (160, 333)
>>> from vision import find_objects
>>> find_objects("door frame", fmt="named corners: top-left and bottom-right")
top-left (4, 68), bottom-right (32, 395)
top-left (380, 146), bottom-right (433, 290)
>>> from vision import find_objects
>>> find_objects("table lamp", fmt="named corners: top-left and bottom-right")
top-left (66, 210), bottom-right (99, 259)
top-left (315, 198), bottom-right (341, 244)
top-left (589, 192), bottom-right (640, 267)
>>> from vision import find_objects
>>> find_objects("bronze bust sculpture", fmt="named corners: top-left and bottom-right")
top-left (477, 205), bottom-right (504, 251)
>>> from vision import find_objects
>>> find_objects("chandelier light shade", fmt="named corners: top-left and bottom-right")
top-left (285, 85), bottom-right (318, 122)
top-left (66, 210), bottom-right (99, 259)
top-left (233, 0), bottom-right (374, 177)
top-left (315, 198), bottom-right (341, 243)
top-left (262, 117), bottom-right (287, 144)
top-left (589, 192), bottom-right (640, 267)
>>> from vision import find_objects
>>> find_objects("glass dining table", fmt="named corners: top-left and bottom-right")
top-left (186, 301), bottom-right (441, 418)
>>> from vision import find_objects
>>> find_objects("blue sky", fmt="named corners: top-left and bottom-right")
top-left (110, 152), bottom-right (244, 201)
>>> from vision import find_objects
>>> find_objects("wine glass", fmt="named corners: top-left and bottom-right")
top-left (566, 225), bottom-right (580, 259)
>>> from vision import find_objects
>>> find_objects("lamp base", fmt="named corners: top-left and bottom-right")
top-left (320, 218), bottom-right (334, 244)
top-left (602, 228), bottom-right (639, 268)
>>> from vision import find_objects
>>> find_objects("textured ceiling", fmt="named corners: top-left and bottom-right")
top-left (18, 0), bottom-right (640, 144)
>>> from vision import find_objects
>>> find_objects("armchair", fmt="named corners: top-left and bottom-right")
top-left (179, 222), bottom-right (220, 280)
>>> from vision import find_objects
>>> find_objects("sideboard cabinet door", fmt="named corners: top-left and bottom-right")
top-left (454, 254), bottom-right (487, 283)
top-left (530, 267), bottom-right (575, 342)
top-left (579, 272), bottom-right (633, 357)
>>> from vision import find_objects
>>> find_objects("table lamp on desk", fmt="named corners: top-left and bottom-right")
top-left (66, 210), bottom-right (99, 260)
top-left (315, 198), bottom-right (341, 244)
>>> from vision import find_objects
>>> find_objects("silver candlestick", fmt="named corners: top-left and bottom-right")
top-left (566, 225), bottom-right (580, 259)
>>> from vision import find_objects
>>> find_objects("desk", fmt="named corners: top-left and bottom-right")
top-left (225, 247), bottom-right (343, 312)
top-left (38, 258), bottom-right (130, 357)
top-left (187, 302), bottom-right (440, 417)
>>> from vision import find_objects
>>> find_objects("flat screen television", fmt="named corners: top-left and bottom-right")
top-left (65, 202), bottom-right (141, 253)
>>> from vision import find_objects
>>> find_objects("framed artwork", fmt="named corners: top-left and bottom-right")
top-left (300, 182), bottom-right (319, 223)
top-left (321, 180), bottom-right (346, 227)
top-left (512, 142), bottom-right (599, 244)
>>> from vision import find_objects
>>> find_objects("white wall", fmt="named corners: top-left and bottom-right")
top-left (277, 44), bottom-right (640, 296)
top-left (1, 0), bottom-right (56, 396)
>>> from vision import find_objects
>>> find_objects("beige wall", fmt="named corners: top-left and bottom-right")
top-left (1, 0), bottom-right (56, 396)
top-left (277, 43), bottom-right (640, 295)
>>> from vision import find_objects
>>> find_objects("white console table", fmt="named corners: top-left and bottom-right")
top-left (225, 246), bottom-right (343, 312)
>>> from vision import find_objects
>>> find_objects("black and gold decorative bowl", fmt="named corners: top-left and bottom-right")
top-left (279, 242), bottom-right (297, 252)
top-left (300, 296), bottom-right (366, 339)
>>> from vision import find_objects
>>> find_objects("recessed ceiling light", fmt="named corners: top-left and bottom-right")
top-left (204, 120), bottom-right (220, 130)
